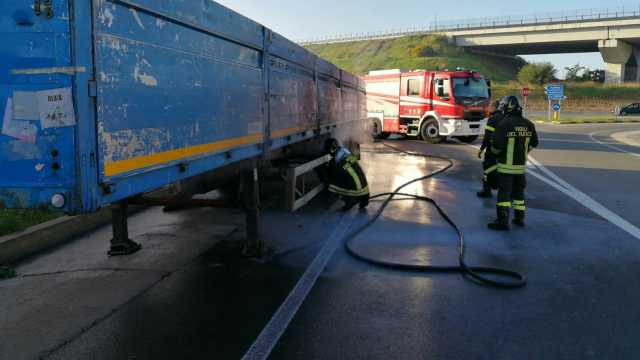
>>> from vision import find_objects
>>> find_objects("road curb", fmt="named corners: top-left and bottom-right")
top-left (0, 209), bottom-right (112, 265)
top-left (535, 119), bottom-right (640, 125)
top-left (611, 130), bottom-right (640, 147)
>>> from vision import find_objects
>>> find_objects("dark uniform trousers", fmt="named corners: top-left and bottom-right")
top-left (496, 174), bottom-right (526, 215)
top-left (326, 148), bottom-right (370, 210)
top-left (482, 153), bottom-right (498, 190)
top-left (480, 112), bottom-right (504, 191)
top-left (491, 113), bottom-right (538, 223)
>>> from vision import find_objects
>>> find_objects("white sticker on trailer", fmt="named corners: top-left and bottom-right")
top-left (36, 88), bottom-right (76, 129)
top-left (1, 98), bottom-right (38, 143)
top-left (13, 91), bottom-right (39, 120)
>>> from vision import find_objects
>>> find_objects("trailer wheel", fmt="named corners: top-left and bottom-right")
top-left (370, 118), bottom-right (390, 140)
top-left (420, 119), bottom-right (443, 144)
top-left (457, 135), bottom-right (479, 144)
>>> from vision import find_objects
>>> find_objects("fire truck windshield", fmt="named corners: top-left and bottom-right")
top-left (452, 77), bottom-right (489, 100)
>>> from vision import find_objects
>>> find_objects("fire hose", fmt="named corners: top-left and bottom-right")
top-left (344, 142), bottom-right (527, 288)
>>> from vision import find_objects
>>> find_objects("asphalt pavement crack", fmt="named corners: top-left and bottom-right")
top-left (37, 269), bottom-right (175, 359)
top-left (20, 267), bottom-right (168, 278)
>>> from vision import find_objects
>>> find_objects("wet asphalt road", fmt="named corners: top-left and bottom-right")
top-left (2, 123), bottom-right (640, 360)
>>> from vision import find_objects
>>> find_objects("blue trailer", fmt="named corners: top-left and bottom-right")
top-left (0, 1), bottom-right (366, 217)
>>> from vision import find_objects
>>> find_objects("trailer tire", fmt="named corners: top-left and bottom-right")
top-left (420, 119), bottom-right (443, 144)
top-left (457, 135), bottom-right (479, 144)
top-left (370, 118), bottom-right (390, 140)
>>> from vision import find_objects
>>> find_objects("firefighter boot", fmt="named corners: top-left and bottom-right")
top-left (488, 207), bottom-right (510, 231)
top-left (476, 180), bottom-right (492, 198)
top-left (513, 210), bottom-right (525, 227)
top-left (342, 197), bottom-right (358, 212)
top-left (359, 196), bottom-right (370, 210)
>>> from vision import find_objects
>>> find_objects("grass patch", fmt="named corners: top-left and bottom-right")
top-left (493, 82), bottom-right (640, 112)
top-left (305, 35), bottom-right (524, 81)
top-left (305, 35), bottom-right (640, 111)
top-left (0, 209), bottom-right (61, 237)
top-left (494, 81), bottom-right (640, 98)
top-left (530, 114), bottom-right (640, 124)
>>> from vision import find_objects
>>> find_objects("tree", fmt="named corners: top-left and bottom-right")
top-left (565, 63), bottom-right (586, 82)
top-left (517, 62), bottom-right (558, 85)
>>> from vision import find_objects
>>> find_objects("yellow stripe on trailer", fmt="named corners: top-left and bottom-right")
top-left (104, 133), bottom-right (264, 177)
top-left (271, 127), bottom-right (306, 138)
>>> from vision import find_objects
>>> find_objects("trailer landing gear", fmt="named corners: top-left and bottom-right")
top-left (241, 165), bottom-right (262, 257)
top-left (106, 164), bottom-right (262, 257)
top-left (108, 201), bottom-right (142, 256)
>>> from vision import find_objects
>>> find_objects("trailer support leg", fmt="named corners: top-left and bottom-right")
top-left (242, 166), bottom-right (262, 257)
top-left (108, 201), bottom-right (142, 256)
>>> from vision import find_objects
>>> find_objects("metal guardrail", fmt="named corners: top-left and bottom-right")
top-left (298, 5), bottom-right (640, 45)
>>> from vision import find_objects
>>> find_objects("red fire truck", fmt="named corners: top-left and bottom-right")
top-left (364, 69), bottom-right (492, 143)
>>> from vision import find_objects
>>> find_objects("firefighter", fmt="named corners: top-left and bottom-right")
top-left (324, 138), bottom-right (370, 211)
top-left (488, 96), bottom-right (539, 231)
top-left (477, 100), bottom-right (504, 198)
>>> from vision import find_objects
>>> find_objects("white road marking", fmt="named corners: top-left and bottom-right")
top-left (526, 156), bottom-right (575, 192)
top-left (248, 139), bottom-right (640, 359)
top-left (589, 130), bottom-right (640, 158)
top-left (540, 137), bottom-right (622, 145)
top-left (471, 143), bottom-right (640, 240)
top-left (526, 159), bottom-right (640, 241)
top-left (241, 213), bottom-right (354, 360)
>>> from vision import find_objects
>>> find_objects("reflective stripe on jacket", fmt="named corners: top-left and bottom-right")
top-left (327, 147), bottom-right (369, 198)
top-left (491, 114), bottom-right (539, 175)
top-left (480, 112), bottom-right (504, 152)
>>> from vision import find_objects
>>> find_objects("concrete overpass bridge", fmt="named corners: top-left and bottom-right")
top-left (448, 17), bottom-right (640, 83)
top-left (299, 7), bottom-right (640, 83)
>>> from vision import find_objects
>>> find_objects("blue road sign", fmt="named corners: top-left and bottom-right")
top-left (545, 84), bottom-right (565, 100)
top-left (553, 103), bottom-right (561, 111)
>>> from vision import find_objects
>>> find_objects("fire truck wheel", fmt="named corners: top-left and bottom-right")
top-left (420, 119), bottom-right (443, 144)
top-left (370, 118), bottom-right (390, 140)
top-left (457, 135), bottom-right (479, 144)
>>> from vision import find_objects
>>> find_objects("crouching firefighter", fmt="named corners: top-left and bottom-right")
top-left (324, 138), bottom-right (370, 211)
top-left (488, 96), bottom-right (539, 231)
top-left (477, 100), bottom-right (504, 198)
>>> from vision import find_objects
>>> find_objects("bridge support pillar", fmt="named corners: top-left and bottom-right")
top-left (599, 39), bottom-right (635, 83)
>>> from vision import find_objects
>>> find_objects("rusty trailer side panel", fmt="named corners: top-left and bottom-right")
top-left (0, 0), bottom-right (366, 214)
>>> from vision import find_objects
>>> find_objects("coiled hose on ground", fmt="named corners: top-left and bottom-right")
top-left (344, 142), bottom-right (527, 288)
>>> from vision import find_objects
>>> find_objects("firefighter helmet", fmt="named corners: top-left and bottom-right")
top-left (499, 96), bottom-right (522, 115)
top-left (324, 138), bottom-right (340, 156)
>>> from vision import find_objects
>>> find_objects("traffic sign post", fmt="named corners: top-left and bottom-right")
top-left (521, 87), bottom-right (529, 117)
top-left (544, 84), bottom-right (564, 100)
top-left (545, 84), bottom-right (565, 123)
top-left (553, 102), bottom-right (561, 122)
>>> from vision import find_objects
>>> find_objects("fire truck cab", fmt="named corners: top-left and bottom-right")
top-left (364, 69), bottom-right (491, 143)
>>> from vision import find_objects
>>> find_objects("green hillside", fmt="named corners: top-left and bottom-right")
top-left (305, 35), bottom-right (525, 81)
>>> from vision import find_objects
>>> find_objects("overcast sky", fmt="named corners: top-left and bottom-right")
top-left (216, 0), bottom-right (640, 78)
